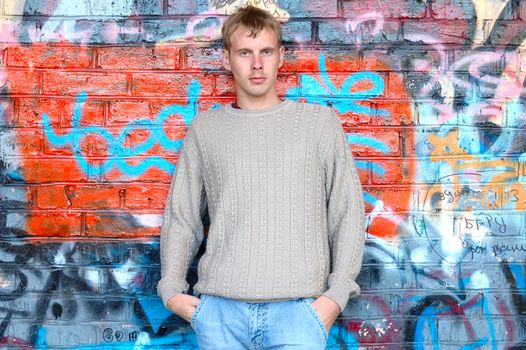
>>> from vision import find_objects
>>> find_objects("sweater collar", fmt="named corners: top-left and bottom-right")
top-left (225, 99), bottom-right (291, 116)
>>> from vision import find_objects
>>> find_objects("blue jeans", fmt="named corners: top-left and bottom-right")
top-left (191, 294), bottom-right (328, 349)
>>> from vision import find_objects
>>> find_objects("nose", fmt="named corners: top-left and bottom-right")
top-left (252, 55), bottom-right (262, 70)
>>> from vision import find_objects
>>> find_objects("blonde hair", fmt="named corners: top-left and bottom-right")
top-left (221, 5), bottom-right (282, 51)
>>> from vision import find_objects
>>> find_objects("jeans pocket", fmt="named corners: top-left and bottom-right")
top-left (190, 295), bottom-right (209, 330)
top-left (301, 298), bottom-right (329, 341)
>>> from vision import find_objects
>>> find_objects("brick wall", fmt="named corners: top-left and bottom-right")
top-left (0, 0), bottom-right (525, 348)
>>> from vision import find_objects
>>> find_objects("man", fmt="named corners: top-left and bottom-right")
top-left (157, 5), bottom-right (365, 349)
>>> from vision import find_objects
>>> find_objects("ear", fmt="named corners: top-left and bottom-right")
top-left (222, 49), bottom-right (231, 72)
top-left (278, 46), bottom-right (284, 68)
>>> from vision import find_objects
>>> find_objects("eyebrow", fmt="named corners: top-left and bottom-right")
top-left (235, 47), bottom-right (276, 53)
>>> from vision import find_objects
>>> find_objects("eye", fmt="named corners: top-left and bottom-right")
top-left (239, 50), bottom-right (250, 57)
top-left (263, 49), bottom-right (272, 55)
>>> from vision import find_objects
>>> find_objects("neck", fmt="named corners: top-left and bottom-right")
top-left (236, 94), bottom-right (281, 110)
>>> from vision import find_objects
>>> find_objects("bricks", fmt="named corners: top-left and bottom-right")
top-left (19, 158), bottom-right (89, 183)
top-left (168, 0), bottom-right (208, 15)
top-left (18, 0), bottom-right (88, 16)
top-left (370, 101), bottom-right (413, 125)
top-left (521, 1), bottom-right (526, 20)
top-left (3, 69), bottom-right (41, 95)
top-left (403, 20), bottom-right (469, 44)
top-left (319, 20), bottom-right (401, 45)
top-left (42, 71), bottom-right (128, 96)
top-left (370, 159), bottom-right (416, 185)
top-left (346, 129), bottom-right (400, 157)
top-left (1, 129), bottom-right (43, 156)
top-left (279, 0), bottom-right (338, 18)
top-left (431, 0), bottom-right (475, 19)
top-left (69, 185), bottom-right (122, 209)
top-left (487, 21), bottom-right (526, 46)
top-left (62, 99), bottom-right (105, 127)
top-left (0, 18), bottom-right (38, 43)
top-left (27, 212), bottom-right (83, 236)
top-left (362, 185), bottom-right (412, 213)
top-left (16, 98), bottom-right (62, 127)
top-left (141, 19), bottom-right (191, 44)
top-left (90, 0), bottom-right (162, 16)
top-left (7, 45), bottom-right (92, 68)
top-left (97, 46), bottom-right (179, 70)
top-left (389, 74), bottom-right (421, 101)
top-left (343, 0), bottom-right (427, 19)
top-left (1, 3), bottom-right (525, 349)
top-left (131, 73), bottom-right (214, 97)
top-left (124, 185), bottom-right (169, 209)
top-left (78, 132), bottom-right (111, 158)
top-left (109, 100), bottom-right (152, 124)
top-left (185, 46), bottom-right (223, 70)
top-left (282, 21), bottom-right (312, 43)
top-left (36, 185), bottom-right (70, 209)
top-left (85, 212), bottom-right (162, 237)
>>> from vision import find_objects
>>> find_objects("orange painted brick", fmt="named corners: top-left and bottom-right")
top-left (97, 46), bottom-right (179, 70)
top-left (366, 213), bottom-right (403, 240)
top-left (103, 161), bottom-right (175, 183)
top-left (8, 45), bottom-right (92, 68)
top-left (17, 98), bottom-right (62, 127)
top-left (7, 129), bottom-right (43, 156)
top-left (70, 185), bottom-right (122, 209)
top-left (85, 212), bottom-right (161, 237)
top-left (373, 101), bottom-right (413, 125)
top-left (78, 132), bottom-right (111, 157)
top-left (4, 69), bottom-right (41, 94)
top-left (42, 131), bottom-right (74, 156)
top-left (363, 186), bottom-right (412, 213)
top-left (27, 211), bottom-right (82, 236)
top-left (131, 73), bottom-right (214, 97)
top-left (276, 74), bottom-right (298, 97)
top-left (119, 128), bottom-right (170, 157)
top-left (36, 185), bottom-right (70, 209)
top-left (198, 98), bottom-right (236, 112)
top-left (214, 74), bottom-right (235, 97)
top-left (281, 49), bottom-right (362, 73)
top-left (355, 161), bottom-right (369, 185)
top-left (108, 100), bottom-right (152, 124)
top-left (150, 100), bottom-right (195, 125)
top-left (346, 129), bottom-right (400, 157)
top-left (386, 72), bottom-right (412, 99)
top-left (370, 160), bottom-right (413, 185)
top-left (21, 157), bottom-right (89, 183)
top-left (124, 185), bottom-right (169, 209)
top-left (62, 99), bottom-right (105, 127)
top-left (339, 105), bottom-right (373, 126)
top-left (42, 71), bottom-right (128, 96)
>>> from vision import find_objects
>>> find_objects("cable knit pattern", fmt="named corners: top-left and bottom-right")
top-left (157, 100), bottom-right (365, 312)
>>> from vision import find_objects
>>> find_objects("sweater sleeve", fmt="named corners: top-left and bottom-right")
top-left (157, 123), bottom-right (207, 308)
top-left (321, 110), bottom-right (365, 312)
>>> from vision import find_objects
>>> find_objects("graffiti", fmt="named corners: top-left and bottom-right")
top-left (1, 0), bottom-right (526, 348)
top-left (286, 54), bottom-right (389, 118)
top-left (42, 82), bottom-right (200, 177)
top-left (345, 12), bottom-right (385, 49)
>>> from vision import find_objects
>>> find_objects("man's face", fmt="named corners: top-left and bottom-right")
top-left (222, 25), bottom-right (284, 108)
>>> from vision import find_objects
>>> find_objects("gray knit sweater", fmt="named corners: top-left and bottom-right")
top-left (157, 100), bottom-right (365, 311)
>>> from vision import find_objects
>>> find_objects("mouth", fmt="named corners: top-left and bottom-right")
top-left (249, 76), bottom-right (266, 84)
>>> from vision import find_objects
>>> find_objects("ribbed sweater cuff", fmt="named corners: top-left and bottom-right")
top-left (322, 280), bottom-right (361, 312)
top-left (157, 278), bottom-right (188, 308)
